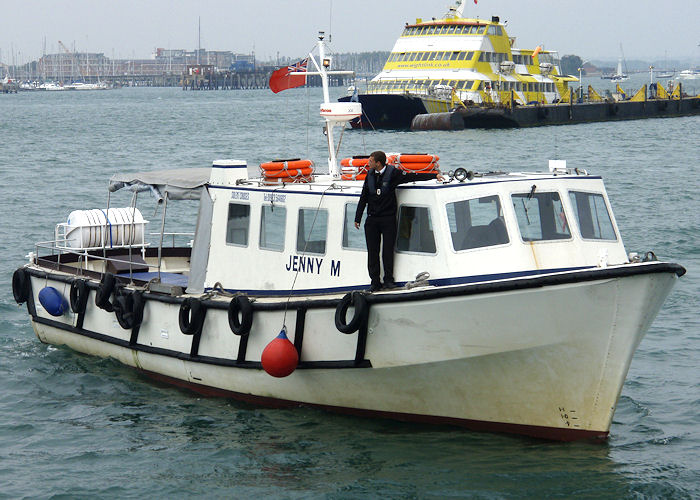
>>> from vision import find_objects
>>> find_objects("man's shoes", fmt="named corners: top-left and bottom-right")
top-left (369, 282), bottom-right (382, 292)
top-left (383, 280), bottom-right (398, 290)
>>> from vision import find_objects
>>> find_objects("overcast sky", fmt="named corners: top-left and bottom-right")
top-left (1, 0), bottom-right (699, 65)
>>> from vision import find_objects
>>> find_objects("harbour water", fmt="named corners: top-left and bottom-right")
top-left (1, 85), bottom-right (698, 498)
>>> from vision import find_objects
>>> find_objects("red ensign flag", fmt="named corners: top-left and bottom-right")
top-left (269, 58), bottom-right (308, 94)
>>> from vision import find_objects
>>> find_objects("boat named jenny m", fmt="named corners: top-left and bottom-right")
top-left (13, 34), bottom-right (684, 441)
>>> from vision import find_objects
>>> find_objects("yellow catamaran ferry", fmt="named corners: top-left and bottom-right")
top-left (340, 0), bottom-right (699, 129)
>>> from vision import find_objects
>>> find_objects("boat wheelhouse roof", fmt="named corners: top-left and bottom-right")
top-left (109, 167), bottom-right (212, 200)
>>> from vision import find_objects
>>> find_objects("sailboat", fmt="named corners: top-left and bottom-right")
top-left (610, 57), bottom-right (628, 82)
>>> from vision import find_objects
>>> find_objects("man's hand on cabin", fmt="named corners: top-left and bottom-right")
top-left (436, 172), bottom-right (445, 182)
top-left (354, 222), bottom-right (360, 229)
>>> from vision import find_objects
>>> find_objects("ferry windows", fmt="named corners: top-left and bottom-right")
top-left (477, 26), bottom-right (486, 34)
top-left (447, 196), bottom-right (509, 251)
top-left (511, 191), bottom-right (571, 242)
top-left (450, 51), bottom-right (460, 61)
top-left (437, 26), bottom-right (447, 35)
top-left (447, 25), bottom-right (456, 34)
top-left (428, 52), bottom-right (437, 61)
top-left (297, 208), bottom-right (328, 255)
top-left (226, 203), bottom-right (250, 247)
top-left (397, 206), bottom-right (436, 254)
top-left (427, 26), bottom-right (436, 35)
top-left (568, 192), bottom-right (617, 240)
top-left (259, 205), bottom-right (286, 251)
top-left (468, 26), bottom-right (478, 34)
top-left (343, 203), bottom-right (367, 251)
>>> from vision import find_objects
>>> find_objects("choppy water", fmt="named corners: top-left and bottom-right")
top-left (1, 82), bottom-right (698, 499)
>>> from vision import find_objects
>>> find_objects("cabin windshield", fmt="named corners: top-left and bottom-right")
top-left (343, 203), bottom-right (367, 250)
top-left (260, 205), bottom-right (286, 251)
top-left (297, 208), bottom-right (328, 255)
top-left (397, 205), bottom-right (436, 254)
top-left (511, 191), bottom-right (571, 241)
top-left (447, 195), bottom-right (509, 250)
top-left (568, 191), bottom-right (617, 240)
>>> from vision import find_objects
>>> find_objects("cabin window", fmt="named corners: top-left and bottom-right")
top-left (477, 26), bottom-right (486, 34)
top-left (259, 205), bottom-right (286, 251)
top-left (343, 204), bottom-right (367, 251)
top-left (427, 26), bottom-right (436, 35)
top-left (225, 203), bottom-right (250, 247)
top-left (447, 196), bottom-right (509, 251)
top-left (568, 191), bottom-right (617, 240)
top-left (297, 208), bottom-right (328, 255)
top-left (451, 51), bottom-right (460, 61)
top-left (397, 206), bottom-right (436, 254)
top-left (488, 26), bottom-right (498, 35)
top-left (447, 25), bottom-right (456, 34)
top-left (511, 191), bottom-right (571, 241)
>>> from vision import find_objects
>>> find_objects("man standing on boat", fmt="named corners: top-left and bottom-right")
top-left (354, 151), bottom-right (443, 292)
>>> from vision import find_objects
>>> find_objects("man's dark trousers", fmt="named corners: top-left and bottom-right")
top-left (364, 215), bottom-right (397, 286)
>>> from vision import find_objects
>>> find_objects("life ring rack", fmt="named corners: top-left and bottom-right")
top-left (260, 158), bottom-right (314, 183)
top-left (340, 156), bottom-right (370, 181)
top-left (388, 153), bottom-right (440, 173)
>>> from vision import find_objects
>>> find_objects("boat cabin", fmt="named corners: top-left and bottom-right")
top-left (183, 159), bottom-right (628, 295)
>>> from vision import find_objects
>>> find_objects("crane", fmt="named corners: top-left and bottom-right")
top-left (58, 40), bottom-right (86, 81)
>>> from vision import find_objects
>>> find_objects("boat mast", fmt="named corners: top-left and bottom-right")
top-left (293, 32), bottom-right (360, 178)
top-left (447, 0), bottom-right (466, 19)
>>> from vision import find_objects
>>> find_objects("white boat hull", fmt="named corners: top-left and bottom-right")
top-left (26, 263), bottom-right (679, 440)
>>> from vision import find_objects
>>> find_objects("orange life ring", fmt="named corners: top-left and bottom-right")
top-left (397, 163), bottom-right (440, 172)
top-left (263, 175), bottom-right (313, 185)
top-left (340, 157), bottom-right (370, 167)
top-left (388, 154), bottom-right (439, 165)
top-left (261, 167), bottom-right (313, 178)
top-left (341, 173), bottom-right (367, 181)
top-left (260, 159), bottom-right (314, 171)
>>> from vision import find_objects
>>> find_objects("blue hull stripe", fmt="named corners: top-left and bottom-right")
top-left (206, 266), bottom-right (594, 296)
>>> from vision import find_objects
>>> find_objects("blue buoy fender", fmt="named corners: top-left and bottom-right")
top-left (38, 286), bottom-right (69, 317)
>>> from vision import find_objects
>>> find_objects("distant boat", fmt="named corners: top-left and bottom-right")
top-left (656, 69), bottom-right (675, 79)
top-left (38, 82), bottom-right (67, 91)
top-left (610, 57), bottom-right (628, 83)
top-left (676, 69), bottom-right (700, 80)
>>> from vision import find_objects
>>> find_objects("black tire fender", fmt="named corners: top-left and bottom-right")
top-left (95, 273), bottom-right (116, 312)
top-left (12, 268), bottom-right (30, 304)
top-left (179, 297), bottom-right (205, 335)
top-left (335, 292), bottom-right (368, 334)
top-left (69, 279), bottom-right (89, 314)
top-left (114, 289), bottom-right (145, 330)
top-left (228, 295), bottom-right (253, 336)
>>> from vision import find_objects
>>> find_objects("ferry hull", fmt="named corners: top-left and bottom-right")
top-left (341, 93), bottom-right (700, 130)
top-left (340, 93), bottom-right (427, 129)
top-left (25, 263), bottom-right (681, 441)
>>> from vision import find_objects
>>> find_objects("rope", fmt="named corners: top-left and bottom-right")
top-left (281, 184), bottom-right (333, 328)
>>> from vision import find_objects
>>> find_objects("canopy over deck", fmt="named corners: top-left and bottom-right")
top-left (109, 168), bottom-right (211, 201)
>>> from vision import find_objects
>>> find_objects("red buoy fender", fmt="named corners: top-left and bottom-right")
top-left (261, 328), bottom-right (299, 377)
